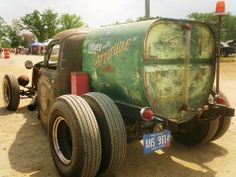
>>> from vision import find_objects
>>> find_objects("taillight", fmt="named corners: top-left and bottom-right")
top-left (215, 95), bottom-right (225, 104)
top-left (71, 72), bottom-right (89, 95)
top-left (140, 107), bottom-right (154, 121)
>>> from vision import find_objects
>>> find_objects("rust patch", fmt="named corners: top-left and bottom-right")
top-left (101, 65), bottom-right (114, 73)
top-left (194, 68), bottom-right (207, 81)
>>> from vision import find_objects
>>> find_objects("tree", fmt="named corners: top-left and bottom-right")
top-left (0, 16), bottom-right (10, 48)
top-left (42, 9), bottom-right (58, 39)
top-left (188, 12), bottom-right (236, 41)
top-left (21, 9), bottom-right (58, 42)
top-left (58, 14), bottom-right (83, 31)
top-left (8, 27), bottom-right (21, 48)
top-left (222, 15), bottom-right (236, 41)
top-left (187, 12), bottom-right (215, 23)
top-left (7, 19), bottom-right (23, 48)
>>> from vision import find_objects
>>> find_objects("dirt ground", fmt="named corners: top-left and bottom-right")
top-left (0, 55), bottom-right (236, 177)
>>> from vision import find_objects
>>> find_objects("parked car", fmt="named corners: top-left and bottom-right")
top-left (220, 42), bottom-right (234, 57)
top-left (226, 39), bottom-right (236, 53)
top-left (2, 19), bottom-right (235, 177)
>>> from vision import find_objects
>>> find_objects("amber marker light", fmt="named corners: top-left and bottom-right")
top-left (215, 1), bottom-right (226, 15)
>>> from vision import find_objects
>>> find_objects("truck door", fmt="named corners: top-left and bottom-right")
top-left (37, 42), bottom-right (61, 124)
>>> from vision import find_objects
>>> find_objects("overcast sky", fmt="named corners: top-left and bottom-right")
top-left (0, 0), bottom-right (235, 27)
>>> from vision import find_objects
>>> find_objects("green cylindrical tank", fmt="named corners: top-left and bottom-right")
top-left (82, 19), bottom-right (216, 123)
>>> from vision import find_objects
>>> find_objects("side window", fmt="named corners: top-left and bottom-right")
top-left (45, 43), bottom-right (60, 69)
top-left (49, 44), bottom-right (60, 64)
top-left (59, 35), bottom-right (82, 70)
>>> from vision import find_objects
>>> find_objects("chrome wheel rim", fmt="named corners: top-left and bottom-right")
top-left (52, 117), bottom-right (73, 165)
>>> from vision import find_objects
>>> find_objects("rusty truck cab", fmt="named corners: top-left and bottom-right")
top-left (36, 28), bottom-right (91, 124)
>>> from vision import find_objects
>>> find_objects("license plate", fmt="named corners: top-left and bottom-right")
top-left (143, 129), bottom-right (171, 154)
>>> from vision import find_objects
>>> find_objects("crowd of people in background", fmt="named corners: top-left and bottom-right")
top-left (13, 46), bottom-right (46, 55)
top-left (0, 42), bottom-right (48, 57)
top-left (0, 46), bottom-right (46, 58)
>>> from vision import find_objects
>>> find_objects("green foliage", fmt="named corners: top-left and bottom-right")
top-left (8, 27), bottom-right (20, 48)
top-left (188, 12), bottom-right (236, 41)
top-left (187, 12), bottom-right (215, 23)
top-left (20, 10), bottom-right (85, 41)
top-left (0, 17), bottom-right (9, 48)
top-left (1, 11), bottom-right (85, 48)
top-left (7, 19), bottom-right (24, 48)
top-left (21, 9), bottom-right (58, 42)
top-left (58, 14), bottom-right (83, 31)
top-left (1, 39), bottom-right (11, 48)
top-left (222, 15), bottom-right (236, 40)
top-left (42, 9), bottom-right (58, 39)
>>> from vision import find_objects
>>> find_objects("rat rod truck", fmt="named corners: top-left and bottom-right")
top-left (2, 18), bottom-right (235, 177)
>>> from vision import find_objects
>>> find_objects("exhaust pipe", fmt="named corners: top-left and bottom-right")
top-left (28, 94), bottom-right (37, 111)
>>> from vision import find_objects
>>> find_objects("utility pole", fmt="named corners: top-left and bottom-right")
top-left (145, 0), bottom-right (150, 19)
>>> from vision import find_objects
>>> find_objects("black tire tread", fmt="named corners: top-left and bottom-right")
top-left (201, 118), bottom-right (219, 144)
top-left (49, 95), bottom-right (101, 177)
top-left (211, 90), bottom-right (232, 141)
top-left (83, 92), bottom-right (126, 176)
top-left (172, 86), bottom-right (233, 146)
top-left (3, 74), bottom-right (20, 110)
top-left (172, 117), bottom-right (219, 146)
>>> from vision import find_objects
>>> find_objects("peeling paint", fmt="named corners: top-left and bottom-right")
top-left (82, 19), bottom-right (216, 123)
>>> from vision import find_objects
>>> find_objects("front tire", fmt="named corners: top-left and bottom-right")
top-left (2, 74), bottom-right (20, 110)
top-left (49, 95), bottom-right (101, 177)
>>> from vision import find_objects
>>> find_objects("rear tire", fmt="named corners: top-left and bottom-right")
top-left (172, 88), bottom-right (232, 146)
top-left (49, 95), bottom-right (101, 177)
top-left (2, 74), bottom-right (20, 110)
top-left (83, 92), bottom-right (126, 176)
top-left (172, 118), bottom-right (219, 146)
top-left (211, 90), bottom-right (231, 141)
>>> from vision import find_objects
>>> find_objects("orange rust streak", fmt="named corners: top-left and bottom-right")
top-left (101, 65), bottom-right (114, 73)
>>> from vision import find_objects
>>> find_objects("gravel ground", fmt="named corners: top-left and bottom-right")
top-left (0, 55), bottom-right (235, 177)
